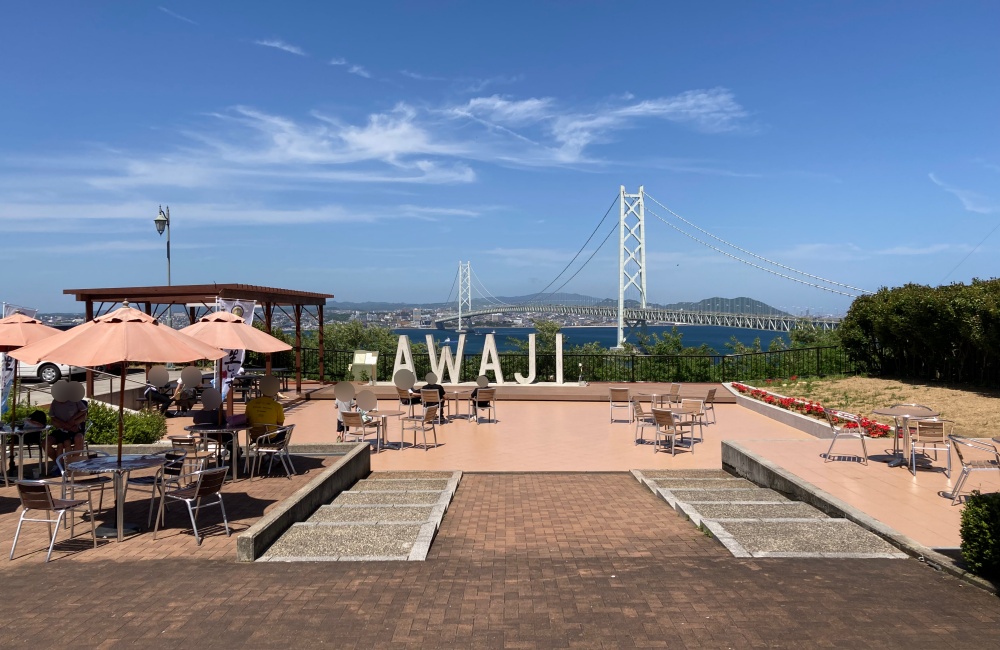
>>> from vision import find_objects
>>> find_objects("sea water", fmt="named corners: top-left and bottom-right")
top-left (393, 325), bottom-right (789, 355)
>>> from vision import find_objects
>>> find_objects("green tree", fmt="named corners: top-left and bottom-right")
top-left (506, 319), bottom-right (561, 353)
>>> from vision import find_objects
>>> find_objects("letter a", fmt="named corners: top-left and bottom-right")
top-left (393, 335), bottom-right (415, 378)
top-left (478, 333), bottom-right (504, 384)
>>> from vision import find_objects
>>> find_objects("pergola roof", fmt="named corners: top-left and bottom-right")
top-left (64, 283), bottom-right (333, 307)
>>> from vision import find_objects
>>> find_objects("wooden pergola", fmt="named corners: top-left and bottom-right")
top-left (64, 283), bottom-right (333, 397)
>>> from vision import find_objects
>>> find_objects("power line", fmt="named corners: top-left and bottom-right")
top-left (645, 192), bottom-right (871, 295)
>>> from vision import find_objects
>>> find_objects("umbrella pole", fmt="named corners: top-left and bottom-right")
top-left (117, 364), bottom-right (125, 464)
top-left (9, 359), bottom-right (18, 427)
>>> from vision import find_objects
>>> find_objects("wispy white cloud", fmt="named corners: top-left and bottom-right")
top-left (780, 241), bottom-right (967, 260)
top-left (447, 88), bottom-right (750, 164)
top-left (329, 57), bottom-right (347, 66)
top-left (254, 39), bottom-right (307, 57)
top-left (400, 70), bottom-right (446, 81)
top-left (461, 75), bottom-right (524, 93)
top-left (876, 243), bottom-right (969, 256)
top-left (0, 87), bottom-right (757, 235)
top-left (483, 247), bottom-right (583, 267)
top-left (397, 205), bottom-right (480, 218)
top-left (158, 6), bottom-right (198, 25)
top-left (348, 65), bottom-right (371, 78)
top-left (0, 199), bottom-right (482, 230)
top-left (929, 172), bottom-right (999, 214)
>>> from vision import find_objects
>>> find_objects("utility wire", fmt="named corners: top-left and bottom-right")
top-left (646, 207), bottom-right (861, 298)
top-left (645, 192), bottom-right (871, 295)
top-left (528, 194), bottom-right (619, 303)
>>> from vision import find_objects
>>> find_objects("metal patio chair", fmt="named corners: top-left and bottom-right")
top-left (247, 424), bottom-right (296, 479)
top-left (631, 399), bottom-right (657, 445)
top-left (10, 480), bottom-right (96, 562)
top-left (609, 387), bottom-right (632, 423)
top-left (949, 436), bottom-right (1000, 505)
top-left (153, 466), bottom-right (231, 545)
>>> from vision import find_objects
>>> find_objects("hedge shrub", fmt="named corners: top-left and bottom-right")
top-left (84, 400), bottom-right (166, 445)
top-left (960, 490), bottom-right (1000, 580)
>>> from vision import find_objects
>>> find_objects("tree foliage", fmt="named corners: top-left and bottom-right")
top-left (839, 279), bottom-right (1000, 384)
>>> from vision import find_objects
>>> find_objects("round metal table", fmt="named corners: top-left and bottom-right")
top-left (871, 405), bottom-right (939, 468)
top-left (67, 454), bottom-right (168, 541)
top-left (184, 423), bottom-right (252, 480)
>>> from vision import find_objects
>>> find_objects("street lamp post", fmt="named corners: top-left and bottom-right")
top-left (154, 205), bottom-right (172, 327)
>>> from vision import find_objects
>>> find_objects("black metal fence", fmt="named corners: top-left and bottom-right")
top-left (277, 346), bottom-right (857, 383)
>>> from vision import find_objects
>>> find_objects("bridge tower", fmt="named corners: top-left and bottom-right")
top-left (615, 186), bottom-right (647, 349)
top-left (457, 261), bottom-right (472, 332)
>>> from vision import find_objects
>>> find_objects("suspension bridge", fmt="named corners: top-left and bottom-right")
top-left (434, 186), bottom-right (870, 348)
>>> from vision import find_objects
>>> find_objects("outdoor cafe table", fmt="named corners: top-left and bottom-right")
top-left (448, 390), bottom-right (475, 420)
top-left (67, 453), bottom-right (168, 542)
top-left (184, 423), bottom-right (253, 480)
top-left (871, 405), bottom-right (939, 468)
top-left (367, 410), bottom-right (405, 449)
top-left (0, 423), bottom-right (50, 485)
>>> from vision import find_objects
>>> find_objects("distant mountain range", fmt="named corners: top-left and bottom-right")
top-left (328, 295), bottom-right (788, 316)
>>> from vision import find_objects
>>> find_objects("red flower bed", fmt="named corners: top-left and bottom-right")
top-left (731, 382), bottom-right (891, 438)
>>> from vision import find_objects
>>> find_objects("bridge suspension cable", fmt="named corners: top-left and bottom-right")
top-left (528, 194), bottom-right (619, 304)
top-left (643, 192), bottom-right (873, 298)
top-left (645, 205), bottom-right (863, 298)
top-left (470, 266), bottom-right (510, 306)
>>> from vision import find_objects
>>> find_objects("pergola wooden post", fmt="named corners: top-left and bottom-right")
top-left (294, 305), bottom-right (302, 394)
top-left (318, 303), bottom-right (325, 383)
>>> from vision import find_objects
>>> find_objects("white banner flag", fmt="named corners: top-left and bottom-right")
top-left (216, 299), bottom-right (256, 401)
top-left (1, 303), bottom-right (38, 416)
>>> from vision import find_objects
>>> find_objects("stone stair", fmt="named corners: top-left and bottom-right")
top-left (633, 469), bottom-right (906, 559)
top-left (260, 470), bottom-right (461, 562)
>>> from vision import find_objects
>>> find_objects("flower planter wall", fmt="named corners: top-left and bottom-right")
top-left (722, 383), bottom-right (835, 439)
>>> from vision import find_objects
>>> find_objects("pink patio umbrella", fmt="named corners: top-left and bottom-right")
top-left (0, 312), bottom-right (61, 426)
top-left (180, 311), bottom-right (293, 353)
top-left (180, 311), bottom-right (292, 417)
top-left (11, 303), bottom-right (226, 462)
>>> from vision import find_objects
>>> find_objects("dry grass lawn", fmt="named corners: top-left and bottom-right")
top-left (759, 376), bottom-right (1000, 438)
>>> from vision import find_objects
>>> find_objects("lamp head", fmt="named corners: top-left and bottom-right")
top-left (154, 206), bottom-right (168, 235)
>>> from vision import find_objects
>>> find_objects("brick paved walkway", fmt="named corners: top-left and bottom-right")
top-left (1, 474), bottom-right (998, 647)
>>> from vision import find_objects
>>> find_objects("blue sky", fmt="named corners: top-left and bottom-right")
top-left (2, 1), bottom-right (998, 315)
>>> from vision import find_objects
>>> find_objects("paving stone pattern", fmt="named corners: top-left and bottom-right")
top-left (2, 473), bottom-right (999, 647)
top-left (634, 469), bottom-right (908, 559)
top-left (262, 471), bottom-right (460, 561)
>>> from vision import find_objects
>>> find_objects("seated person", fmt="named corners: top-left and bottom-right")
top-left (420, 372), bottom-right (446, 402)
top-left (333, 382), bottom-right (356, 442)
top-left (192, 387), bottom-right (223, 426)
top-left (172, 381), bottom-right (197, 412)
top-left (144, 366), bottom-right (175, 416)
top-left (469, 375), bottom-right (491, 407)
top-left (47, 380), bottom-right (87, 471)
top-left (245, 375), bottom-right (286, 444)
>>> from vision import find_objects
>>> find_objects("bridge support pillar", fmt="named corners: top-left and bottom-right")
top-left (615, 185), bottom-right (647, 349)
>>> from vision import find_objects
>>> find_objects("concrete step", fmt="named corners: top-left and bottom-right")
top-left (261, 470), bottom-right (461, 561)
top-left (631, 467), bottom-right (906, 560)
